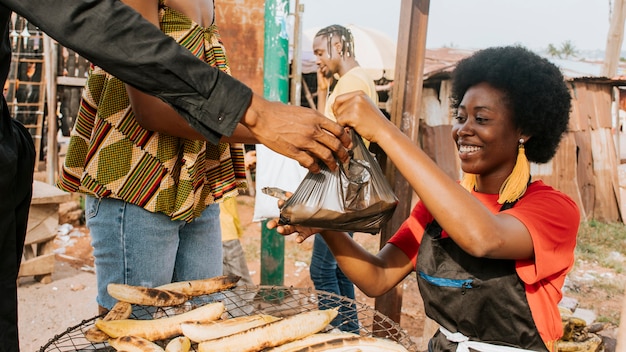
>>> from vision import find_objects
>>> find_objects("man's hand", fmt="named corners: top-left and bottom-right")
top-left (240, 93), bottom-right (352, 173)
top-left (316, 68), bottom-right (331, 92)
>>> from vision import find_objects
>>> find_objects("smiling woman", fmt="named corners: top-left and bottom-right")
top-left (268, 45), bottom-right (579, 352)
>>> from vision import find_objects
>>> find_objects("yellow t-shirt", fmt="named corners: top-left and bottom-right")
top-left (324, 66), bottom-right (379, 122)
top-left (324, 67), bottom-right (378, 148)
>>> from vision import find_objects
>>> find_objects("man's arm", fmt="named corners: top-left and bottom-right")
top-left (1, 0), bottom-right (352, 171)
top-left (3, 0), bottom-right (247, 144)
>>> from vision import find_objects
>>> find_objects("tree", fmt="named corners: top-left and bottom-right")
top-left (560, 40), bottom-right (578, 59)
top-left (547, 43), bottom-right (561, 58)
top-left (545, 41), bottom-right (578, 59)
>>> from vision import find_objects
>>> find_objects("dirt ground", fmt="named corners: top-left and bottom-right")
top-left (18, 193), bottom-right (621, 351)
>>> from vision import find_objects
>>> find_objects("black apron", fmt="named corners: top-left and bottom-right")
top-left (417, 201), bottom-right (549, 351)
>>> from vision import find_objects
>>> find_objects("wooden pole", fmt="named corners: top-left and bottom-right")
top-left (374, 0), bottom-right (429, 333)
top-left (289, 0), bottom-right (303, 106)
top-left (43, 34), bottom-right (58, 184)
top-left (602, 0), bottom-right (626, 77)
top-left (606, 2), bottom-right (626, 350)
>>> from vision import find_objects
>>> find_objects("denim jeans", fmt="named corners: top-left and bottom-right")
top-left (85, 196), bottom-right (223, 309)
top-left (310, 233), bottom-right (359, 333)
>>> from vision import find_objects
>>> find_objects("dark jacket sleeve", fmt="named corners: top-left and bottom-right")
top-left (2, 0), bottom-right (252, 144)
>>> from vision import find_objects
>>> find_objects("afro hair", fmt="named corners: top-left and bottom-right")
top-left (450, 45), bottom-right (572, 163)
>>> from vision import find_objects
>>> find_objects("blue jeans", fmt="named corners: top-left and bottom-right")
top-left (85, 196), bottom-right (223, 309)
top-left (310, 233), bottom-right (359, 332)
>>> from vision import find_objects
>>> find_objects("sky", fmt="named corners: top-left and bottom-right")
top-left (298, 0), bottom-right (615, 52)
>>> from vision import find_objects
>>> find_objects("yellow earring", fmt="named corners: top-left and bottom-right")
top-left (497, 139), bottom-right (530, 204)
top-left (461, 173), bottom-right (477, 193)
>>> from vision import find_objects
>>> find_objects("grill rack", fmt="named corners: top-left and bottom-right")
top-left (39, 286), bottom-right (418, 351)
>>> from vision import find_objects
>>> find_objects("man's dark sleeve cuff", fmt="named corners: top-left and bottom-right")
top-left (162, 71), bottom-right (253, 145)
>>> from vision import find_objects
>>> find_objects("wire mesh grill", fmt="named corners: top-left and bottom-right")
top-left (39, 285), bottom-right (418, 351)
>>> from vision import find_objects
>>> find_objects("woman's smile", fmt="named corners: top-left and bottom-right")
top-left (458, 144), bottom-right (482, 159)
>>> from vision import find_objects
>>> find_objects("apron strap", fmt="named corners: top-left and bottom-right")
top-left (439, 326), bottom-right (538, 352)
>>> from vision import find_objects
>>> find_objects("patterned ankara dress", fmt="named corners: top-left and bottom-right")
top-left (58, 2), bottom-right (246, 222)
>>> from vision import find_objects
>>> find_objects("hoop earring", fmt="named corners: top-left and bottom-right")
top-left (497, 139), bottom-right (530, 204)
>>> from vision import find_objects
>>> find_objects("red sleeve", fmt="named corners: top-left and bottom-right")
top-left (387, 200), bottom-right (433, 268)
top-left (504, 183), bottom-right (579, 284)
top-left (505, 181), bottom-right (580, 343)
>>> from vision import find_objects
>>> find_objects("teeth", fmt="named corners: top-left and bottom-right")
top-left (459, 145), bottom-right (481, 153)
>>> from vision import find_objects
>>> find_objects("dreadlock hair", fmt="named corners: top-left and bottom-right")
top-left (315, 25), bottom-right (355, 60)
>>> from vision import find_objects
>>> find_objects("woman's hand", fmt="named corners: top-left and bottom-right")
top-left (333, 91), bottom-right (395, 145)
top-left (265, 195), bottom-right (322, 243)
top-left (265, 219), bottom-right (320, 244)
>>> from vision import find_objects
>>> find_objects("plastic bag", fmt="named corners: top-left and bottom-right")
top-left (252, 145), bottom-right (308, 222)
top-left (279, 131), bottom-right (398, 234)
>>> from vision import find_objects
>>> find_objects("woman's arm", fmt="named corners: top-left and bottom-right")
top-left (333, 91), bottom-right (534, 260)
top-left (320, 231), bottom-right (414, 297)
top-left (4, 0), bottom-right (351, 171)
top-left (119, 0), bottom-right (257, 144)
top-left (268, 221), bottom-right (414, 297)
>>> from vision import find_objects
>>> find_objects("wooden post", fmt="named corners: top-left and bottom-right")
top-left (43, 34), bottom-right (58, 184)
top-left (602, 0), bottom-right (626, 77)
top-left (606, 3), bottom-right (626, 349)
top-left (374, 0), bottom-right (429, 333)
top-left (289, 0), bottom-right (304, 106)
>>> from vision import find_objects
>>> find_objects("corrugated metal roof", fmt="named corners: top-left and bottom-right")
top-left (423, 47), bottom-right (473, 78)
top-left (422, 47), bottom-right (626, 85)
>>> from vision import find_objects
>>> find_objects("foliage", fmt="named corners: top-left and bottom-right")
top-left (575, 220), bottom-right (626, 270)
top-left (573, 220), bottom-right (626, 324)
top-left (546, 40), bottom-right (578, 59)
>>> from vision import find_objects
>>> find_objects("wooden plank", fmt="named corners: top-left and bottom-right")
top-left (25, 204), bottom-right (56, 232)
top-left (31, 180), bottom-right (72, 204)
top-left (591, 83), bottom-right (613, 129)
top-left (18, 253), bottom-right (55, 277)
top-left (421, 124), bottom-right (459, 181)
top-left (567, 83), bottom-right (583, 132)
top-left (56, 75), bottom-right (86, 87)
top-left (532, 133), bottom-right (587, 220)
top-left (376, 0), bottom-right (430, 329)
top-left (574, 130), bottom-right (595, 220)
top-left (573, 84), bottom-right (597, 131)
top-left (590, 128), bottom-right (621, 221)
top-left (24, 215), bottom-right (57, 245)
top-left (421, 87), bottom-right (449, 127)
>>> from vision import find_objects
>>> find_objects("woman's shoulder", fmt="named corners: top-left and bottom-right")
top-left (525, 180), bottom-right (573, 199)
top-left (519, 180), bottom-right (580, 218)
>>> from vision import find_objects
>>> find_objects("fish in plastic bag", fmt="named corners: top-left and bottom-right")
top-left (278, 131), bottom-right (398, 234)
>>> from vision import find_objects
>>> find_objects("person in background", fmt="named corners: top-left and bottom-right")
top-left (221, 143), bottom-right (255, 288)
top-left (0, 1), bottom-right (351, 350)
top-left (220, 196), bottom-right (254, 287)
top-left (58, 0), bottom-right (257, 314)
top-left (310, 24), bottom-right (379, 333)
top-left (270, 46), bottom-right (579, 351)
